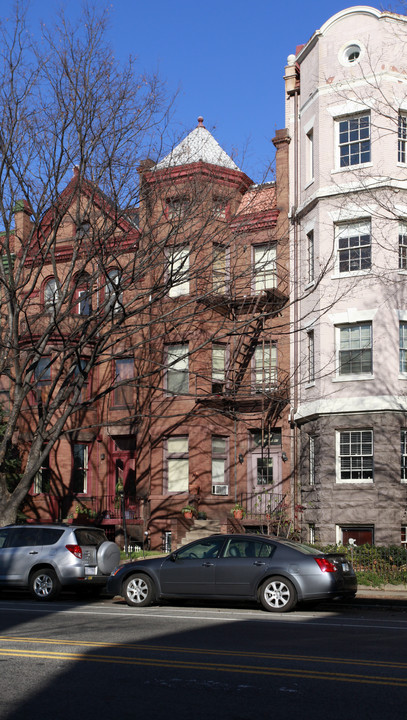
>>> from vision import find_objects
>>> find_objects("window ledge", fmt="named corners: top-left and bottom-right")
top-left (331, 270), bottom-right (371, 280)
top-left (332, 374), bottom-right (374, 383)
top-left (305, 382), bottom-right (316, 389)
top-left (335, 479), bottom-right (374, 484)
top-left (305, 280), bottom-right (316, 290)
top-left (331, 162), bottom-right (373, 175)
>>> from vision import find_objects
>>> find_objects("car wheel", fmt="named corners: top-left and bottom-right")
top-left (97, 541), bottom-right (121, 575)
top-left (259, 576), bottom-right (297, 612)
top-left (29, 568), bottom-right (61, 601)
top-left (124, 574), bottom-right (154, 607)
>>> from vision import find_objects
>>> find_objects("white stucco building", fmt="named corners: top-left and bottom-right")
top-left (286, 6), bottom-right (407, 545)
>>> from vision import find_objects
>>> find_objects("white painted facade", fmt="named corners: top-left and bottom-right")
top-left (286, 6), bottom-right (407, 544)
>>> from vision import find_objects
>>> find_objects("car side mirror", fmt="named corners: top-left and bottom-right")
top-left (170, 552), bottom-right (178, 562)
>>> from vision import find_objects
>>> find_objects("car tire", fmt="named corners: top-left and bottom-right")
top-left (259, 576), bottom-right (297, 612)
top-left (29, 568), bottom-right (61, 601)
top-left (97, 541), bottom-right (121, 575)
top-left (123, 574), bottom-right (154, 607)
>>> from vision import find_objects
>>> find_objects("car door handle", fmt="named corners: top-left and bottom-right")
top-left (29, 551), bottom-right (39, 555)
top-left (202, 562), bottom-right (214, 567)
top-left (253, 561), bottom-right (265, 566)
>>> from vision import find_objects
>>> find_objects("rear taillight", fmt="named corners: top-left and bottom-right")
top-left (314, 557), bottom-right (337, 573)
top-left (66, 544), bottom-right (82, 559)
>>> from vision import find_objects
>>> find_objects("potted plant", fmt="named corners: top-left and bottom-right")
top-left (181, 505), bottom-right (197, 520)
top-left (231, 503), bottom-right (245, 520)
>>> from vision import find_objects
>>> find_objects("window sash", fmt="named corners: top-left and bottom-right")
top-left (399, 114), bottom-right (407, 163)
top-left (339, 324), bottom-right (372, 375)
top-left (34, 357), bottom-right (51, 385)
top-left (44, 279), bottom-right (59, 309)
top-left (307, 230), bottom-right (314, 283)
top-left (339, 114), bottom-right (370, 167)
top-left (212, 344), bottom-right (226, 383)
top-left (401, 430), bottom-right (407, 481)
top-left (338, 430), bottom-right (373, 482)
top-left (308, 330), bottom-right (315, 383)
top-left (213, 246), bottom-right (227, 293)
top-left (254, 245), bottom-right (277, 293)
top-left (254, 343), bottom-right (277, 390)
top-left (166, 344), bottom-right (189, 394)
top-left (168, 247), bottom-right (189, 297)
top-left (399, 225), bottom-right (407, 270)
top-left (114, 358), bottom-right (133, 406)
top-left (336, 221), bottom-right (371, 273)
top-left (72, 444), bottom-right (88, 494)
top-left (167, 437), bottom-right (188, 492)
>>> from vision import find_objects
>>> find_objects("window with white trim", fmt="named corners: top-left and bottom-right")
top-left (306, 128), bottom-right (314, 182)
top-left (337, 430), bottom-right (373, 483)
top-left (113, 358), bottom-right (133, 406)
top-left (72, 444), bottom-right (88, 494)
top-left (212, 245), bottom-right (228, 294)
top-left (166, 437), bottom-right (189, 492)
top-left (307, 330), bottom-right (315, 383)
top-left (401, 526), bottom-right (407, 545)
top-left (400, 323), bottom-right (407, 373)
top-left (398, 114), bottom-right (407, 163)
top-left (44, 278), bottom-right (59, 312)
top-left (254, 341), bottom-right (277, 392)
top-left (307, 230), bottom-right (314, 283)
top-left (212, 344), bottom-right (226, 393)
top-left (168, 246), bottom-right (189, 297)
top-left (166, 344), bottom-right (189, 395)
top-left (401, 430), bottom-right (407, 482)
top-left (34, 454), bottom-right (50, 494)
top-left (338, 114), bottom-right (370, 167)
top-left (211, 437), bottom-right (228, 494)
top-left (253, 244), bottom-right (276, 293)
top-left (336, 221), bottom-right (371, 273)
top-left (399, 223), bottom-right (407, 270)
top-left (338, 323), bottom-right (372, 376)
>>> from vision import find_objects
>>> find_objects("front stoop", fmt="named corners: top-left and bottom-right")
top-left (179, 518), bottom-right (222, 547)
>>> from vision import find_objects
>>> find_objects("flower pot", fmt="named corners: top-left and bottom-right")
top-left (183, 511), bottom-right (193, 519)
top-left (233, 510), bottom-right (243, 519)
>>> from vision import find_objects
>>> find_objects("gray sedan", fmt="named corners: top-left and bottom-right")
top-left (107, 534), bottom-right (357, 612)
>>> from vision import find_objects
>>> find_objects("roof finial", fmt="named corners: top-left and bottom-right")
top-left (197, 116), bottom-right (205, 127)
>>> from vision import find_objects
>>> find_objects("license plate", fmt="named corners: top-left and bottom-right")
top-left (85, 567), bottom-right (97, 575)
top-left (342, 563), bottom-right (349, 572)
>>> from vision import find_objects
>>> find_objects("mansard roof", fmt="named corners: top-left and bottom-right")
top-left (154, 117), bottom-right (240, 172)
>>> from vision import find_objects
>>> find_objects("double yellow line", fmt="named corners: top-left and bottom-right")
top-left (1, 636), bottom-right (406, 688)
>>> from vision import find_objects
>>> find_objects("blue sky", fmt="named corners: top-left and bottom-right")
top-left (5, 1), bottom-right (403, 180)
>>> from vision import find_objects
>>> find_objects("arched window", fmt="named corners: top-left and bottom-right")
top-left (106, 269), bottom-right (122, 312)
top-left (76, 272), bottom-right (92, 315)
top-left (44, 278), bottom-right (59, 311)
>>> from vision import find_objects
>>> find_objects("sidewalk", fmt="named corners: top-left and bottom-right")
top-left (356, 584), bottom-right (407, 600)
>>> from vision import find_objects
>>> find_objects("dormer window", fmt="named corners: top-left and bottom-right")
top-left (76, 219), bottom-right (90, 239)
top-left (212, 197), bottom-right (227, 219)
top-left (166, 196), bottom-right (189, 220)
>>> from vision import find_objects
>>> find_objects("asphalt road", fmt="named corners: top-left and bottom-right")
top-left (0, 592), bottom-right (406, 720)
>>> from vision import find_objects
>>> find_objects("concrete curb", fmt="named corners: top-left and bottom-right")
top-left (356, 585), bottom-right (407, 600)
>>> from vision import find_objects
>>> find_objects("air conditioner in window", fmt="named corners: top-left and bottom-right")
top-left (212, 484), bottom-right (228, 495)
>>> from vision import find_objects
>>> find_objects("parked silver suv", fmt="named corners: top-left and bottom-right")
top-left (0, 524), bottom-right (120, 601)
